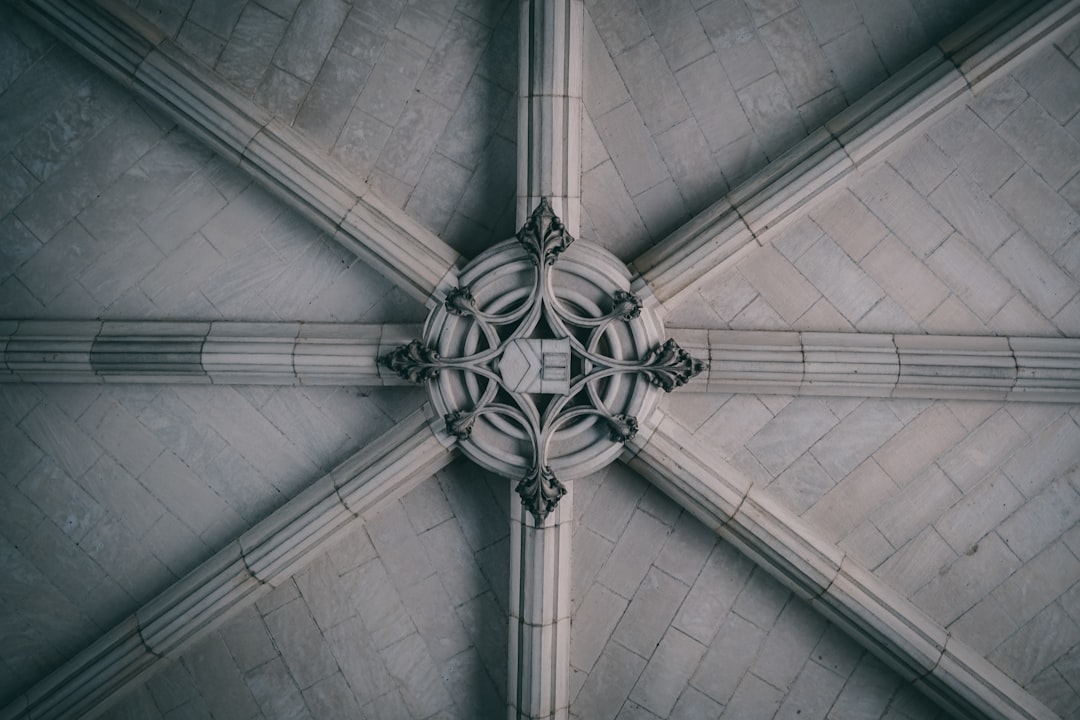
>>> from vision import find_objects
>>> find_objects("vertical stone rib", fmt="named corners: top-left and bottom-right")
top-left (518, 0), bottom-right (583, 236)
top-left (508, 484), bottom-right (572, 720)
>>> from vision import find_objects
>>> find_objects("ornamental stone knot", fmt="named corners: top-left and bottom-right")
top-left (380, 199), bottom-right (707, 523)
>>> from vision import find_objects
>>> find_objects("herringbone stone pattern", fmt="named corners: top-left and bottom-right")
top-left (579, 0), bottom-right (986, 260)
top-left (126, 0), bottom-right (519, 258)
top-left (567, 463), bottom-right (950, 720)
top-left (96, 459), bottom-right (510, 720)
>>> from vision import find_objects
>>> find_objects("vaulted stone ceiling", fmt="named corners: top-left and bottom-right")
top-left (1, 0), bottom-right (1079, 719)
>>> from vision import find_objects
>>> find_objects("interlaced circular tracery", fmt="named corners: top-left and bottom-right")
top-left (381, 200), bottom-right (706, 522)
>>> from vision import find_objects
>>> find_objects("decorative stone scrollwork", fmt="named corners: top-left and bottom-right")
top-left (383, 200), bottom-right (707, 523)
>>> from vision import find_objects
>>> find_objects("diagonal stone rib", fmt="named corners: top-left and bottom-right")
top-left (668, 329), bottom-right (1080, 402)
top-left (632, 0), bottom-right (1080, 311)
top-left (518, 0), bottom-right (584, 236)
top-left (621, 408), bottom-right (1059, 720)
top-left (0, 406), bottom-right (457, 720)
top-left (12, 0), bottom-right (462, 307)
top-left (0, 319), bottom-right (419, 386)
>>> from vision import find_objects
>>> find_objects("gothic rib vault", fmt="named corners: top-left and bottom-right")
top-left (2, 0), bottom-right (1080, 719)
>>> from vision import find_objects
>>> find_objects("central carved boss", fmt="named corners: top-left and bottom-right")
top-left (381, 200), bottom-right (706, 523)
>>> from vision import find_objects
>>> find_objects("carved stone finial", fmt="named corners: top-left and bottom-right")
top-left (444, 287), bottom-right (476, 316)
top-left (638, 339), bottom-right (708, 392)
top-left (515, 466), bottom-right (566, 524)
top-left (517, 198), bottom-right (574, 266)
top-left (444, 410), bottom-right (475, 440)
top-left (611, 290), bottom-right (642, 321)
top-left (378, 340), bottom-right (441, 384)
top-left (606, 414), bottom-right (639, 443)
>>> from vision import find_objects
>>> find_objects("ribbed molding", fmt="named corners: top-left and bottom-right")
top-left (622, 409), bottom-right (1058, 720)
top-left (508, 486), bottom-right (572, 720)
top-left (518, 0), bottom-right (583, 236)
top-left (668, 330), bottom-right (1080, 402)
top-left (0, 320), bottom-right (417, 386)
top-left (0, 409), bottom-right (456, 720)
top-left (12, 0), bottom-right (462, 307)
top-left (634, 0), bottom-right (1080, 309)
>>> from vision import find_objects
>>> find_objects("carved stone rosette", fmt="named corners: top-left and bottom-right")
top-left (380, 200), bottom-right (706, 523)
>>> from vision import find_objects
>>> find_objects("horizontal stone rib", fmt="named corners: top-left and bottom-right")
top-left (13, 0), bottom-right (462, 306)
top-left (624, 407), bottom-right (1057, 720)
top-left (0, 409), bottom-right (455, 720)
top-left (670, 330), bottom-right (1080, 402)
top-left (0, 320), bottom-right (417, 386)
top-left (634, 0), bottom-right (1080, 311)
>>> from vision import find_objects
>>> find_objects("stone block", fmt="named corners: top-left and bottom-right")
top-left (244, 656), bottom-right (309, 719)
top-left (654, 511), bottom-right (717, 585)
top-left (382, 632), bottom-right (454, 717)
top-left (572, 641), bottom-right (646, 720)
top-left (673, 542), bottom-right (755, 644)
top-left (736, 72), bottom-right (805, 160)
top-left (612, 567), bottom-right (690, 659)
top-left (629, 628), bottom-right (706, 717)
top-left (774, 657), bottom-right (846, 720)
top-left (583, 463), bottom-right (647, 543)
top-left (929, 170), bottom-right (1017, 255)
top-left (810, 400), bottom-right (902, 480)
top-left (771, 454), bottom-right (835, 514)
top-left (796, 236), bottom-right (885, 323)
top-left (1002, 414), bottom-right (1080, 498)
top-left (263, 597), bottom-right (340, 690)
top-left (862, 235), bottom-right (948, 322)
top-left (926, 234), bottom-right (1014, 322)
top-left (994, 166), bottom-right (1079, 254)
top-left (758, 7), bottom-right (833, 106)
top-left (872, 464), bottom-right (960, 549)
top-left (182, 634), bottom-right (260, 719)
top-left (1000, 478), bottom-right (1080, 562)
top-left (215, 4), bottom-right (288, 94)
top-left (850, 164), bottom-right (952, 259)
top-left (935, 470), bottom-right (1024, 554)
top-left (1002, 98), bottom-right (1080, 193)
top-left (570, 581), bottom-right (627, 674)
top-left (752, 599), bottom-right (826, 690)
top-left (642, 0), bottom-right (710, 74)
top-left (929, 106), bottom-right (1023, 194)
top-left (721, 672), bottom-right (783, 718)
top-left (597, 510), bottom-right (670, 599)
top-left (913, 530), bottom-right (1021, 626)
top-left (746, 398), bottom-right (838, 476)
top-left (738, 246), bottom-right (819, 324)
top-left (992, 232), bottom-right (1077, 319)
top-left (804, 458), bottom-right (897, 542)
top-left (79, 395), bottom-right (165, 477)
top-left (614, 37), bottom-right (690, 134)
top-left (988, 602), bottom-right (1080, 685)
top-left (18, 400), bottom-right (101, 480)
top-left (324, 615), bottom-right (392, 701)
top-left (994, 541), bottom-right (1080, 627)
top-left (877, 527), bottom-right (956, 596)
top-left (596, 101), bottom-right (669, 198)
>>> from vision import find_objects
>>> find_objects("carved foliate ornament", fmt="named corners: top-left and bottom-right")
top-left (380, 200), bottom-right (707, 523)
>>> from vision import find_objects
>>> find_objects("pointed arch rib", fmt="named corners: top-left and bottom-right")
top-left (668, 329), bottom-right (1080, 403)
top-left (0, 320), bottom-right (419, 386)
top-left (632, 0), bottom-right (1080, 311)
top-left (12, 0), bottom-right (463, 307)
top-left (622, 408), bottom-right (1059, 720)
top-left (0, 407), bottom-right (457, 720)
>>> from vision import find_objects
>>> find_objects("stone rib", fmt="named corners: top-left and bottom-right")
top-left (0, 320), bottom-right (419, 386)
top-left (622, 408), bottom-right (1058, 720)
top-left (12, 0), bottom-right (462, 307)
top-left (632, 0), bottom-right (1080, 310)
top-left (0, 408), bottom-right (456, 720)
top-left (518, 0), bottom-right (583, 237)
top-left (669, 329), bottom-right (1080, 402)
